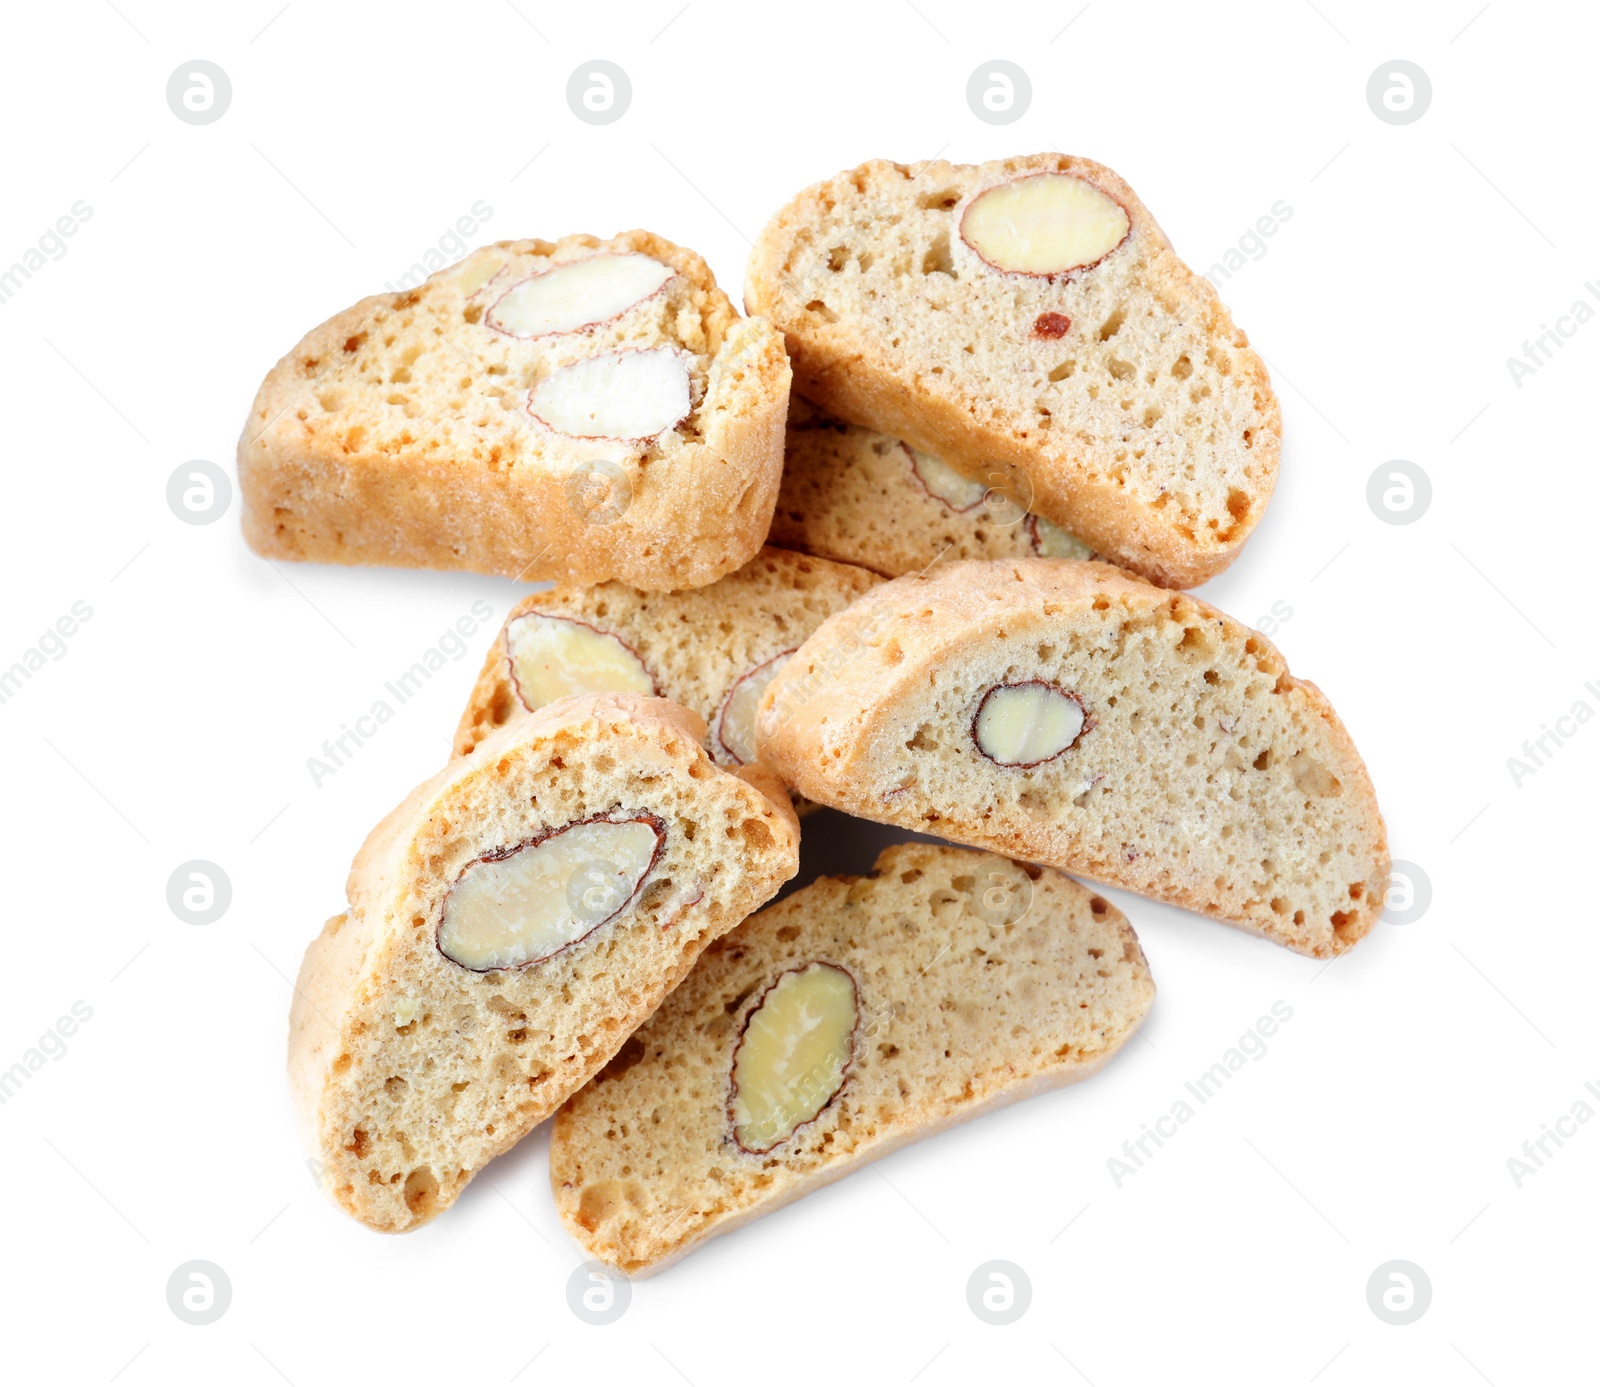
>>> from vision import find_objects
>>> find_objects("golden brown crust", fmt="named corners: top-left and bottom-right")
top-left (746, 156), bottom-right (1280, 588)
top-left (755, 560), bottom-right (1387, 957)
top-left (241, 231), bottom-right (790, 591)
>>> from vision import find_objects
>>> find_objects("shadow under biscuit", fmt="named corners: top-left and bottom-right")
top-left (776, 807), bottom-right (952, 903)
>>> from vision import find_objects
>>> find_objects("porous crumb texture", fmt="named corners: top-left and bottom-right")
top-left (746, 155), bottom-right (1280, 588)
top-left (453, 545), bottom-right (880, 772)
top-left (756, 561), bottom-right (1388, 957)
top-left (240, 231), bottom-right (791, 591)
top-left (287, 693), bottom-right (800, 1233)
top-left (551, 842), bottom-right (1154, 1274)
top-left (772, 398), bottom-right (1093, 577)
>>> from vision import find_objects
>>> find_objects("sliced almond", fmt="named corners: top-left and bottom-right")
top-left (973, 681), bottom-right (1088, 767)
top-left (1028, 513), bottom-right (1093, 560)
top-left (485, 253), bottom-right (673, 339)
top-left (438, 816), bottom-right (663, 971)
top-left (730, 962), bottom-right (858, 1153)
top-left (714, 651), bottom-right (795, 766)
top-left (907, 446), bottom-right (987, 513)
top-left (454, 253), bottom-right (506, 299)
top-left (527, 347), bottom-right (692, 442)
top-left (504, 614), bottom-right (655, 712)
top-left (960, 173), bottom-right (1131, 276)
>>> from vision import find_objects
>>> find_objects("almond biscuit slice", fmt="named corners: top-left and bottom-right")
top-left (746, 155), bottom-right (1280, 588)
top-left (755, 560), bottom-right (1387, 957)
top-left (772, 398), bottom-right (1094, 576)
top-left (242, 232), bottom-right (790, 591)
top-left (289, 693), bottom-right (799, 1232)
top-left (551, 842), bottom-right (1153, 1273)
top-left (452, 546), bottom-right (881, 812)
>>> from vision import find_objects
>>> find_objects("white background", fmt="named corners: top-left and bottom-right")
top-left (1, 1), bottom-right (1595, 1382)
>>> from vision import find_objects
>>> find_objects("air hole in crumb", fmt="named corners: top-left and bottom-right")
top-left (403, 1166), bottom-right (439, 1216)
top-left (1291, 755), bottom-right (1340, 798)
top-left (922, 233), bottom-right (955, 276)
top-left (577, 1184), bottom-right (626, 1233)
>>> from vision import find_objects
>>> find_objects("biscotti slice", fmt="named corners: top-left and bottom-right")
top-left (772, 398), bottom-right (1093, 576)
top-left (288, 693), bottom-right (799, 1233)
top-left (551, 842), bottom-right (1153, 1274)
top-left (453, 548), bottom-right (881, 793)
top-left (746, 155), bottom-right (1280, 588)
top-left (756, 560), bottom-right (1387, 957)
top-left (241, 231), bottom-right (790, 591)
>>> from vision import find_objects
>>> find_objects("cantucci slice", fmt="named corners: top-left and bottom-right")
top-left (755, 560), bottom-right (1388, 957)
top-left (288, 693), bottom-right (799, 1232)
top-left (453, 548), bottom-right (880, 788)
top-left (242, 231), bottom-right (790, 591)
top-left (551, 843), bottom-right (1153, 1273)
top-left (746, 156), bottom-right (1280, 587)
